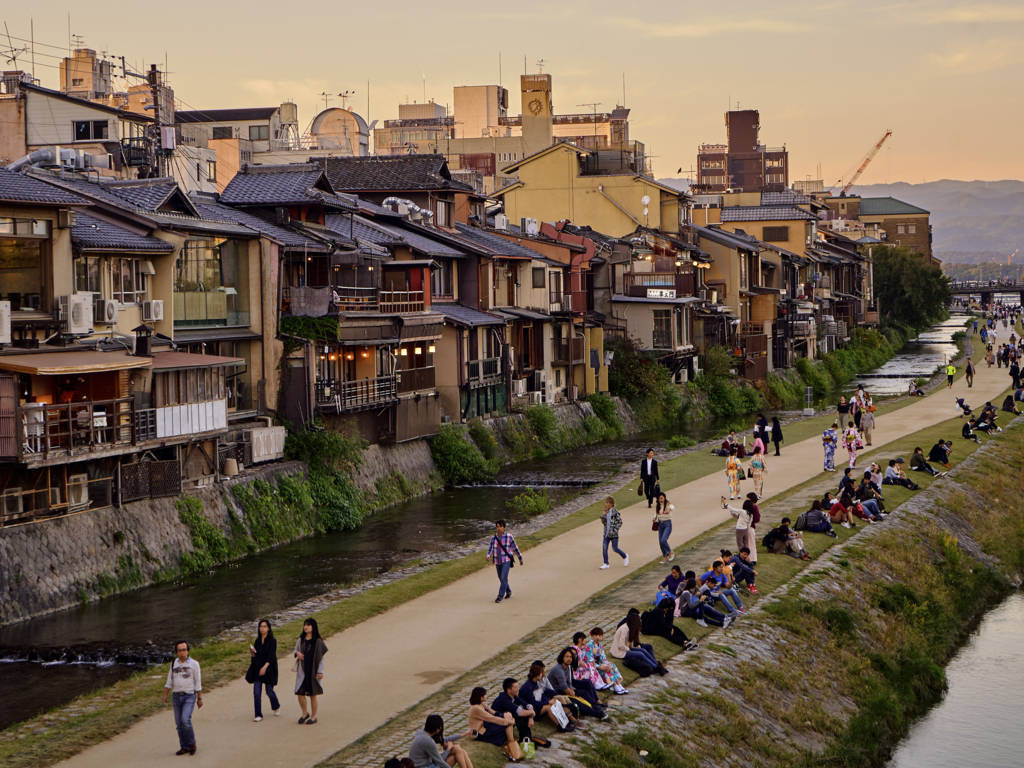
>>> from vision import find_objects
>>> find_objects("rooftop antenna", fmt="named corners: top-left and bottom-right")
top-left (2, 23), bottom-right (27, 68)
top-left (337, 89), bottom-right (356, 109)
top-left (536, 58), bottom-right (545, 73)
top-left (498, 51), bottom-right (502, 89)
top-left (577, 102), bottom-right (601, 137)
top-left (421, 73), bottom-right (426, 102)
top-left (319, 90), bottom-right (333, 110)
top-left (621, 72), bottom-right (626, 106)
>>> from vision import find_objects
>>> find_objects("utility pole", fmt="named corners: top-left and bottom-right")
top-left (148, 64), bottom-right (165, 177)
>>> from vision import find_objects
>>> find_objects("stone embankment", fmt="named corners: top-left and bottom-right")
top-left (0, 397), bottom-right (640, 625)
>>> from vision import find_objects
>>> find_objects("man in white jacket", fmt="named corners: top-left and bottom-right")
top-left (162, 641), bottom-right (203, 755)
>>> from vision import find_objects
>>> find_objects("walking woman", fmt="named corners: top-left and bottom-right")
top-left (822, 422), bottom-right (838, 472)
top-left (843, 421), bottom-right (860, 469)
top-left (723, 492), bottom-right (759, 565)
top-left (294, 617), bottom-right (327, 724)
top-left (770, 416), bottom-right (783, 456)
top-left (749, 446), bottom-right (767, 499)
top-left (653, 491), bottom-right (674, 562)
top-left (246, 619), bottom-right (279, 721)
top-left (725, 446), bottom-right (744, 499)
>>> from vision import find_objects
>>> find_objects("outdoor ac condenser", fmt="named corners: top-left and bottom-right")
top-left (0, 300), bottom-right (10, 345)
top-left (94, 299), bottom-right (118, 324)
top-left (143, 299), bottom-right (164, 322)
top-left (59, 294), bottom-right (93, 335)
top-left (68, 474), bottom-right (90, 511)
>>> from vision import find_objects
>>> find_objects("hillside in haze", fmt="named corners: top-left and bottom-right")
top-left (656, 178), bottom-right (1024, 262)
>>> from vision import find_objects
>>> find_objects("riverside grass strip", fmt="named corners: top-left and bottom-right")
top-left (0, 322), bottom-right (982, 768)
top-left (318, 409), bottom-right (1019, 768)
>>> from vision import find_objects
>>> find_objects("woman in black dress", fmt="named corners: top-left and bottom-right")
top-left (771, 417), bottom-right (783, 456)
top-left (246, 619), bottom-right (279, 721)
top-left (293, 617), bottom-right (327, 724)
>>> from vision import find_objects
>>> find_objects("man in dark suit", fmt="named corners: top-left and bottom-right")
top-left (640, 448), bottom-right (659, 508)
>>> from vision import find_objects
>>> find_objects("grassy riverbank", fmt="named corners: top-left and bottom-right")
top-left (0, 327), bottom-right (988, 768)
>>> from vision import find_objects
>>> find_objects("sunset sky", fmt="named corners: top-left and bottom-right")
top-left (5, 0), bottom-right (1022, 185)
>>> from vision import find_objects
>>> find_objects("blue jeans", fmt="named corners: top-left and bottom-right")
top-left (495, 561), bottom-right (511, 600)
top-left (253, 680), bottom-right (279, 718)
top-left (172, 692), bottom-right (196, 750)
top-left (861, 499), bottom-right (882, 519)
top-left (603, 536), bottom-right (627, 565)
top-left (657, 520), bottom-right (672, 556)
top-left (715, 587), bottom-right (744, 613)
top-left (627, 643), bottom-right (658, 668)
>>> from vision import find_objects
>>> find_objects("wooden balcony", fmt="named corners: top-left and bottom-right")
top-left (623, 272), bottom-right (696, 298)
top-left (380, 290), bottom-right (425, 313)
top-left (315, 375), bottom-right (398, 413)
top-left (7, 397), bottom-right (135, 465)
top-left (397, 366), bottom-right (435, 393)
top-left (551, 337), bottom-right (585, 365)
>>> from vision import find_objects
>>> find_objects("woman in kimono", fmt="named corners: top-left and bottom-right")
top-left (749, 445), bottom-right (767, 499)
top-left (725, 447), bottom-right (743, 499)
top-left (822, 422), bottom-right (838, 472)
top-left (843, 421), bottom-right (860, 469)
top-left (583, 627), bottom-right (627, 694)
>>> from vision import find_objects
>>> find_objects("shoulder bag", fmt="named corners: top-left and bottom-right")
top-left (494, 535), bottom-right (516, 568)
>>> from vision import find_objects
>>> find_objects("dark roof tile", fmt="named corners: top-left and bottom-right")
top-left (72, 213), bottom-right (173, 252)
top-left (454, 223), bottom-right (544, 259)
top-left (313, 154), bottom-right (474, 192)
top-left (0, 168), bottom-right (88, 205)
top-left (219, 164), bottom-right (334, 206)
top-left (720, 205), bottom-right (816, 222)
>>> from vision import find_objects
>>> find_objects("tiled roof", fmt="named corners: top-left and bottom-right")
top-left (858, 196), bottom-right (929, 216)
top-left (313, 155), bottom-right (475, 192)
top-left (454, 224), bottom-right (544, 259)
top-left (322, 215), bottom-right (388, 257)
top-left (176, 107), bottom-right (278, 123)
top-left (0, 168), bottom-right (88, 205)
top-left (147, 210), bottom-right (256, 237)
top-left (104, 178), bottom-right (198, 215)
top-left (73, 213), bottom-right (173, 252)
top-left (386, 222), bottom-right (466, 258)
top-left (219, 164), bottom-right (334, 206)
top-left (191, 195), bottom-right (322, 249)
top-left (431, 303), bottom-right (507, 327)
top-left (720, 206), bottom-right (817, 222)
top-left (349, 216), bottom-right (404, 247)
top-left (760, 191), bottom-right (813, 206)
top-left (27, 169), bottom-right (141, 211)
top-left (695, 224), bottom-right (761, 251)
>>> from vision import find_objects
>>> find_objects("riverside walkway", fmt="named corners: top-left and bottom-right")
top-left (55, 357), bottom-right (1010, 768)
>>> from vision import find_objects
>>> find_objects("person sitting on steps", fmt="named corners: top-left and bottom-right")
top-left (762, 518), bottom-right (811, 560)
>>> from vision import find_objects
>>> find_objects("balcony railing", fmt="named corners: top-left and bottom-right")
top-left (551, 337), bottom-right (585, 364)
top-left (380, 290), bottom-right (425, 313)
top-left (315, 375), bottom-right (398, 412)
top-left (10, 397), bottom-right (134, 462)
top-left (397, 366), bottom-right (435, 393)
top-left (623, 272), bottom-right (696, 298)
top-left (466, 357), bottom-right (501, 382)
top-left (121, 137), bottom-right (155, 167)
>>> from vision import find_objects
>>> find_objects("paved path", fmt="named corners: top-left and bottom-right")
top-left (56, 353), bottom-right (1008, 768)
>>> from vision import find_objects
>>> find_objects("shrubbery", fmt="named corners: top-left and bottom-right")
top-left (586, 392), bottom-right (626, 439)
top-left (666, 434), bottom-right (696, 450)
top-left (430, 423), bottom-right (499, 485)
top-left (504, 487), bottom-right (552, 517)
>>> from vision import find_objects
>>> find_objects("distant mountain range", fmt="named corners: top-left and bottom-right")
top-left (656, 178), bottom-right (1024, 263)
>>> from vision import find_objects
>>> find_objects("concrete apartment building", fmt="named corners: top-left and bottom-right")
top-left (694, 109), bottom-right (788, 194)
top-left (820, 195), bottom-right (933, 260)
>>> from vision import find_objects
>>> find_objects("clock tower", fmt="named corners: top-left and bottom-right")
top-left (520, 74), bottom-right (553, 155)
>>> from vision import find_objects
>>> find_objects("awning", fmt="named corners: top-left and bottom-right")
top-left (0, 350), bottom-right (151, 375)
top-left (495, 307), bottom-right (552, 321)
top-left (611, 295), bottom-right (702, 305)
top-left (150, 351), bottom-right (244, 371)
top-left (172, 328), bottom-right (261, 343)
top-left (384, 259), bottom-right (436, 268)
top-left (432, 303), bottom-right (507, 327)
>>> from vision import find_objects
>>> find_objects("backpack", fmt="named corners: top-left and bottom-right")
top-left (793, 512), bottom-right (808, 531)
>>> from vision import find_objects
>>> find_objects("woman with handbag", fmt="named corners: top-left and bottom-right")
top-left (652, 491), bottom-right (674, 562)
top-left (293, 618), bottom-right (327, 725)
top-left (464, 686), bottom-right (523, 762)
top-left (749, 446), bottom-right (767, 500)
top-left (519, 661), bottom-right (580, 733)
top-left (725, 447), bottom-right (743, 499)
top-left (246, 619), bottom-right (279, 721)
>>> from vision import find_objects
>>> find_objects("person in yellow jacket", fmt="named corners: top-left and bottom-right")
top-left (946, 363), bottom-right (956, 389)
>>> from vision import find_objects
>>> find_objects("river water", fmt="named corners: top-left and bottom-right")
top-left (0, 317), bottom-right (967, 731)
top-left (888, 592), bottom-right (1024, 768)
top-left (853, 315), bottom-right (968, 397)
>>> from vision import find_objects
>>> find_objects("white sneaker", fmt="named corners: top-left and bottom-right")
top-left (613, 684), bottom-right (629, 694)
top-left (600, 563), bottom-right (610, 569)
top-left (723, 616), bottom-right (734, 629)
top-left (623, 555), bottom-right (630, 567)
top-left (253, 716), bottom-right (263, 722)
top-left (841, 521), bottom-right (851, 528)
top-left (273, 710), bottom-right (281, 717)
top-left (696, 619), bottom-right (708, 627)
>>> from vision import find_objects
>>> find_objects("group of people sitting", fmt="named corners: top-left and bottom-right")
top-left (957, 398), bottom-right (1004, 441)
top-left (657, 550), bottom-right (758, 630)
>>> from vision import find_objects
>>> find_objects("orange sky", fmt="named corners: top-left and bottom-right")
top-left (6, 0), bottom-right (1022, 184)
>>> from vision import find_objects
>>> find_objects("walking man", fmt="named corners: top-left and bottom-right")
top-left (487, 519), bottom-right (523, 603)
top-left (945, 362), bottom-right (956, 388)
top-left (599, 496), bottom-right (628, 569)
top-left (162, 640), bottom-right (202, 756)
top-left (639, 448), bottom-right (660, 508)
top-left (1009, 358), bottom-right (1021, 390)
top-left (770, 416), bottom-right (783, 456)
top-left (965, 357), bottom-right (975, 388)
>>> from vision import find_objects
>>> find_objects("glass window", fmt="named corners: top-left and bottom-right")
top-left (174, 239), bottom-right (250, 328)
top-left (112, 258), bottom-right (146, 304)
top-left (0, 235), bottom-right (48, 311)
top-left (207, 160), bottom-right (216, 181)
top-left (532, 267), bottom-right (545, 289)
top-left (653, 310), bottom-right (672, 349)
top-left (75, 256), bottom-right (102, 295)
top-left (73, 120), bottom-right (108, 140)
top-left (248, 125), bottom-right (269, 141)
top-left (430, 260), bottom-right (452, 297)
top-left (211, 126), bottom-right (232, 139)
top-left (907, 224), bottom-right (916, 234)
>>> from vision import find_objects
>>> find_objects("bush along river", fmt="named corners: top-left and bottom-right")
top-left (0, 317), bottom-right (970, 731)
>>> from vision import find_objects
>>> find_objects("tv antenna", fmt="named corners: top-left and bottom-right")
top-left (577, 102), bottom-right (602, 137)
top-left (2, 23), bottom-right (28, 68)
top-left (337, 89), bottom-right (356, 109)
top-left (536, 58), bottom-right (546, 73)
top-left (318, 91), bottom-right (334, 110)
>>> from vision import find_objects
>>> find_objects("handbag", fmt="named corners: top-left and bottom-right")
top-left (550, 699), bottom-right (570, 729)
top-left (651, 518), bottom-right (659, 531)
top-left (520, 738), bottom-right (536, 760)
top-left (637, 482), bottom-right (644, 496)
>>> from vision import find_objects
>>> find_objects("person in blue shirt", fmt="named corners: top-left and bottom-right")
top-left (699, 560), bottom-right (745, 615)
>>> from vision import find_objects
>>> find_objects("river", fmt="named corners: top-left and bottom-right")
top-left (853, 314), bottom-right (968, 396)
top-left (888, 591), bottom-right (1024, 768)
top-left (0, 316), bottom-right (967, 731)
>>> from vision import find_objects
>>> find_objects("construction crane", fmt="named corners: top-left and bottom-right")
top-left (1007, 248), bottom-right (1019, 266)
top-left (837, 129), bottom-right (893, 197)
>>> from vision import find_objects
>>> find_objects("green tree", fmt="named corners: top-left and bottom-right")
top-left (873, 246), bottom-right (952, 330)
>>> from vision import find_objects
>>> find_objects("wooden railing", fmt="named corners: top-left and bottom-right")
top-left (14, 397), bottom-right (134, 462)
top-left (0, 474), bottom-right (114, 528)
top-left (380, 290), bottom-right (425, 313)
top-left (397, 366), bottom-right (435, 393)
top-left (623, 272), bottom-right (696, 298)
top-left (315, 375), bottom-right (398, 412)
top-left (466, 357), bottom-right (501, 381)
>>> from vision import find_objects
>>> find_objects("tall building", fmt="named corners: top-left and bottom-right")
top-left (695, 109), bottom-right (788, 194)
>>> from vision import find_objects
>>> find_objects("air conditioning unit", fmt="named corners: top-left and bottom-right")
top-left (512, 378), bottom-right (527, 396)
top-left (527, 391), bottom-right (543, 405)
top-left (59, 294), bottom-right (93, 335)
top-left (68, 474), bottom-right (90, 511)
top-left (2, 488), bottom-right (23, 516)
top-left (522, 217), bottom-right (540, 236)
top-left (493, 213), bottom-right (509, 231)
top-left (57, 210), bottom-right (76, 229)
top-left (0, 300), bottom-right (10, 345)
top-left (94, 298), bottom-right (118, 324)
top-left (143, 299), bottom-right (164, 322)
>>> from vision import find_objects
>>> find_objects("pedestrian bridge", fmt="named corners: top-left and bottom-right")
top-left (949, 282), bottom-right (1024, 305)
